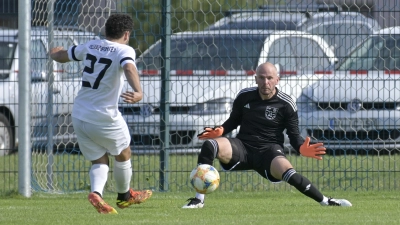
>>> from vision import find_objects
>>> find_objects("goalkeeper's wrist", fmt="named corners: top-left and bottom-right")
top-left (216, 126), bottom-right (224, 135)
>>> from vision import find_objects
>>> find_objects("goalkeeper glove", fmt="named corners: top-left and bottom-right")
top-left (197, 126), bottom-right (224, 140)
top-left (299, 136), bottom-right (326, 160)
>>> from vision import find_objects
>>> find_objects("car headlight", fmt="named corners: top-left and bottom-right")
top-left (188, 97), bottom-right (233, 115)
top-left (297, 92), bottom-right (317, 112)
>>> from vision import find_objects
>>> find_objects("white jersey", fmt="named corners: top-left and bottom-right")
top-left (67, 39), bottom-right (136, 125)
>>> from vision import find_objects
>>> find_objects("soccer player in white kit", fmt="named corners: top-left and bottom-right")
top-left (50, 14), bottom-right (152, 214)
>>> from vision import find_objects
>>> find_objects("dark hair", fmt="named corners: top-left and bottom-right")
top-left (105, 14), bottom-right (134, 39)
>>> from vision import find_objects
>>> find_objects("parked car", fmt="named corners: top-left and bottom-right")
top-left (0, 27), bottom-right (98, 156)
top-left (207, 5), bottom-right (380, 61)
top-left (297, 26), bottom-right (400, 155)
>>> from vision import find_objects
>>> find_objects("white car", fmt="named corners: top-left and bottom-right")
top-left (119, 29), bottom-right (337, 154)
top-left (0, 27), bottom-right (98, 155)
top-left (297, 26), bottom-right (400, 154)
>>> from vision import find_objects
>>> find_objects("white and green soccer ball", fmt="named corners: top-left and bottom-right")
top-left (189, 164), bottom-right (220, 194)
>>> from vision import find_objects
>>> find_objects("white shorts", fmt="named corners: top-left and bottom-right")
top-left (72, 117), bottom-right (131, 161)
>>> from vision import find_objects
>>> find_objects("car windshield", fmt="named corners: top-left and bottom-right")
top-left (137, 35), bottom-right (266, 71)
top-left (336, 34), bottom-right (400, 71)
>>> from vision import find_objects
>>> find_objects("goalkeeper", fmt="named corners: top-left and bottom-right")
top-left (182, 62), bottom-right (352, 208)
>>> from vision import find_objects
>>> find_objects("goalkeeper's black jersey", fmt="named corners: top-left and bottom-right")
top-left (221, 87), bottom-right (304, 152)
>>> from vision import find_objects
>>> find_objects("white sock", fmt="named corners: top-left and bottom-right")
top-left (113, 159), bottom-right (132, 193)
top-left (196, 193), bottom-right (205, 202)
top-left (320, 196), bottom-right (329, 205)
top-left (89, 164), bottom-right (109, 197)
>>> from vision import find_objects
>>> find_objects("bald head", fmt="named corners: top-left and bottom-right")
top-left (256, 62), bottom-right (278, 77)
top-left (255, 62), bottom-right (279, 100)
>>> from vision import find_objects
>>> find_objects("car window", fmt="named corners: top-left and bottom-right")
top-left (138, 36), bottom-right (265, 72)
top-left (291, 37), bottom-right (332, 70)
top-left (337, 35), bottom-right (400, 71)
top-left (307, 23), bottom-right (372, 58)
top-left (0, 42), bottom-right (16, 79)
top-left (31, 39), bottom-right (48, 79)
top-left (267, 37), bottom-right (331, 71)
top-left (267, 38), bottom-right (297, 71)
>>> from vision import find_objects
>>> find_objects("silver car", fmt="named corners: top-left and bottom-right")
top-left (297, 26), bottom-right (400, 155)
top-left (0, 27), bottom-right (98, 155)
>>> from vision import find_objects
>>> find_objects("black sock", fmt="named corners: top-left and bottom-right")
top-left (282, 168), bottom-right (324, 202)
top-left (197, 140), bottom-right (219, 165)
top-left (117, 190), bottom-right (130, 201)
top-left (93, 191), bottom-right (102, 198)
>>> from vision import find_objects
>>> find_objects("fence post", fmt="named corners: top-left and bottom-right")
top-left (159, 0), bottom-right (171, 191)
top-left (18, 0), bottom-right (32, 197)
top-left (46, 0), bottom-right (55, 191)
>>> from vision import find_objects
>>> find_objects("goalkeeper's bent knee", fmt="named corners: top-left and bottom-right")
top-left (197, 139), bottom-right (219, 165)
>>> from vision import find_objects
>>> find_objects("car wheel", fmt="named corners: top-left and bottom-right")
top-left (0, 113), bottom-right (14, 156)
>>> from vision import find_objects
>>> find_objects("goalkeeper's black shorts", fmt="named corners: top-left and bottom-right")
top-left (219, 137), bottom-right (286, 183)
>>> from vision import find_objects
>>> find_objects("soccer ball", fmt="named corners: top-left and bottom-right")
top-left (189, 164), bottom-right (220, 194)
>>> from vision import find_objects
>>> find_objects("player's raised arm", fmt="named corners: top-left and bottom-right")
top-left (50, 46), bottom-right (70, 63)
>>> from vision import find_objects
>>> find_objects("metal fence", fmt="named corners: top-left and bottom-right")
top-left (1, 0), bottom-right (400, 195)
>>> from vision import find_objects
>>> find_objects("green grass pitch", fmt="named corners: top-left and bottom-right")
top-left (1, 191), bottom-right (400, 225)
